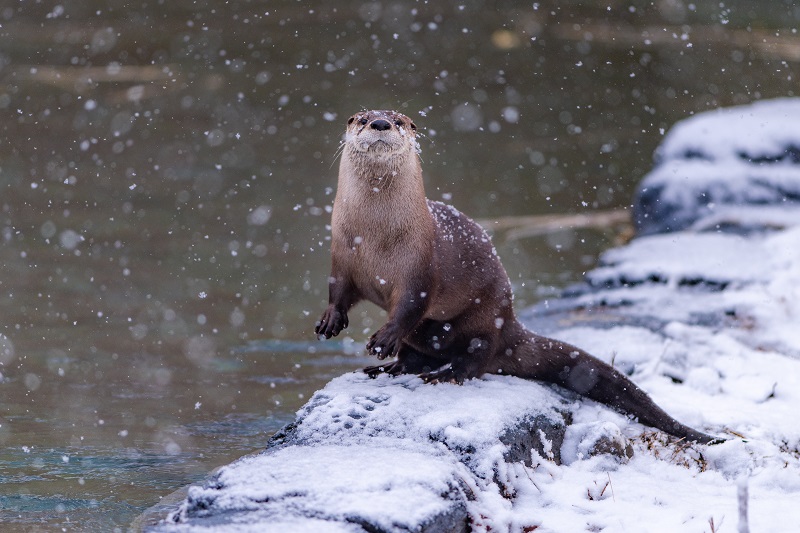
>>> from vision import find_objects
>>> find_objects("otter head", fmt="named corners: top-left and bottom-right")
top-left (344, 110), bottom-right (418, 158)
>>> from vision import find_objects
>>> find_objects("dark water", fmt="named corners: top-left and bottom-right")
top-left (0, 1), bottom-right (797, 529)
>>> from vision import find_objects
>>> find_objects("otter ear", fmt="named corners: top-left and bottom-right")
top-left (410, 122), bottom-right (417, 131)
top-left (347, 116), bottom-right (355, 125)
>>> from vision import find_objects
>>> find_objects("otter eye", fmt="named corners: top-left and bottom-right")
top-left (394, 120), bottom-right (404, 127)
top-left (347, 117), bottom-right (355, 125)
top-left (359, 117), bottom-right (368, 125)
top-left (410, 122), bottom-right (417, 131)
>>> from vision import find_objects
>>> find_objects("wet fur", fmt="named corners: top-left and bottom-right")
top-left (316, 110), bottom-right (718, 444)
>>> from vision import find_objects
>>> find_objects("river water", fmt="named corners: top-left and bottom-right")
top-left (0, 1), bottom-right (796, 530)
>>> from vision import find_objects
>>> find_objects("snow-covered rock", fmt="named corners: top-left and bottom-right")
top-left (148, 374), bottom-right (579, 532)
top-left (634, 98), bottom-right (800, 235)
top-left (140, 99), bottom-right (800, 532)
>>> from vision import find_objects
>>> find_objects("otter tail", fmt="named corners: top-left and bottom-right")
top-left (502, 322), bottom-right (720, 444)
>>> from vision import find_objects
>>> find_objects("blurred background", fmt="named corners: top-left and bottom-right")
top-left (0, 0), bottom-right (797, 529)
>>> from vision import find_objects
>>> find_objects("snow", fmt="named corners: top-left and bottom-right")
top-left (149, 99), bottom-right (800, 532)
top-left (183, 445), bottom-right (460, 527)
top-left (156, 374), bottom-right (571, 531)
top-left (512, 212), bottom-right (800, 532)
top-left (578, 224), bottom-right (800, 359)
top-left (657, 98), bottom-right (800, 164)
top-left (634, 98), bottom-right (800, 235)
top-left (590, 231), bottom-right (771, 286)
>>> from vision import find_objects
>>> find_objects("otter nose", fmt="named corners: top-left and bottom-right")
top-left (370, 119), bottom-right (392, 131)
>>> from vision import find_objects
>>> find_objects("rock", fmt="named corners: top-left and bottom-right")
top-left (561, 422), bottom-right (634, 464)
top-left (633, 98), bottom-right (800, 235)
top-left (143, 374), bottom-right (571, 532)
top-left (500, 412), bottom-right (570, 465)
top-left (586, 428), bottom-right (634, 461)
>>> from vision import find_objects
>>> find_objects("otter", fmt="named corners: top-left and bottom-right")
top-left (315, 109), bottom-right (718, 444)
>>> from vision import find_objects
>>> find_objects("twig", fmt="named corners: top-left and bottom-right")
top-left (587, 480), bottom-right (610, 501)
top-left (521, 463), bottom-right (541, 492)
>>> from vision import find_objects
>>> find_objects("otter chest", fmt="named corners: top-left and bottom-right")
top-left (346, 234), bottom-right (405, 297)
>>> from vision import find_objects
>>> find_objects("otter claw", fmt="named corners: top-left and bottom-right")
top-left (315, 306), bottom-right (348, 338)
top-left (366, 325), bottom-right (400, 359)
top-left (364, 361), bottom-right (405, 378)
top-left (419, 363), bottom-right (464, 384)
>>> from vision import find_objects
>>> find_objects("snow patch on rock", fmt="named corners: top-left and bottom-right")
top-left (634, 98), bottom-right (800, 235)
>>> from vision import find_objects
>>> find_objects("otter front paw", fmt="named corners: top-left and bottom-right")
top-left (315, 306), bottom-right (348, 339)
top-left (366, 324), bottom-right (402, 360)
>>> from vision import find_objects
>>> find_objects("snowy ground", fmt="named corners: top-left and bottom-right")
top-left (527, 223), bottom-right (800, 532)
top-left (142, 100), bottom-right (800, 532)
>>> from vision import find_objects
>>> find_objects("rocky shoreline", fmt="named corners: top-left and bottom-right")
top-left (136, 99), bottom-right (800, 532)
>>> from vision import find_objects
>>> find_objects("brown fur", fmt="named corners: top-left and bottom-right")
top-left (316, 110), bottom-right (719, 444)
